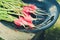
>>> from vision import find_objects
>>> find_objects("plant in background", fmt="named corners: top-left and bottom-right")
top-left (0, 37), bottom-right (4, 40)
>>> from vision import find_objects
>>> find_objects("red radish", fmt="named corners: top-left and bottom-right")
top-left (23, 6), bottom-right (30, 13)
top-left (27, 22), bottom-right (35, 29)
top-left (14, 17), bottom-right (27, 26)
top-left (14, 19), bottom-right (22, 26)
top-left (23, 4), bottom-right (37, 14)
top-left (29, 4), bottom-right (37, 10)
top-left (21, 11), bottom-right (33, 23)
top-left (19, 15), bottom-right (35, 28)
top-left (19, 16), bottom-right (35, 28)
top-left (19, 16), bottom-right (28, 25)
top-left (14, 4), bottom-right (37, 29)
top-left (20, 15), bottom-right (35, 28)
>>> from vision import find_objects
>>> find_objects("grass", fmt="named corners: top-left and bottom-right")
top-left (57, 0), bottom-right (60, 2)
top-left (44, 15), bottom-right (60, 40)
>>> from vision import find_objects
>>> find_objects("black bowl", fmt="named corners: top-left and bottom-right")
top-left (21, 0), bottom-right (60, 33)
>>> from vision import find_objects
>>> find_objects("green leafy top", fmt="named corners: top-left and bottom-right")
top-left (0, 0), bottom-right (27, 22)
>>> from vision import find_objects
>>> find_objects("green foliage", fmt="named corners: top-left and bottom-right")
top-left (0, 0), bottom-right (27, 22)
top-left (57, 0), bottom-right (60, 2)
top-left (0, 37), bottom-right (4, 40)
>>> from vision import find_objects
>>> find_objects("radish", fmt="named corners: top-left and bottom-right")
top-left (29, 4), bottom-right (37, 11)
top-left (14, 19), bottom-right (22, 26)
top-left (19, 16), bottom-right (28, 25)
top-left (14, 4), bottom-right (37, 29)
top-left (23, 4), bottom-right (37, 14)
top-left (14, 16), bottom-right (35, 29)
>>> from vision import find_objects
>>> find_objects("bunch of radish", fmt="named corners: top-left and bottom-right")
top-left (14, 4), bottom-right (37, 29)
